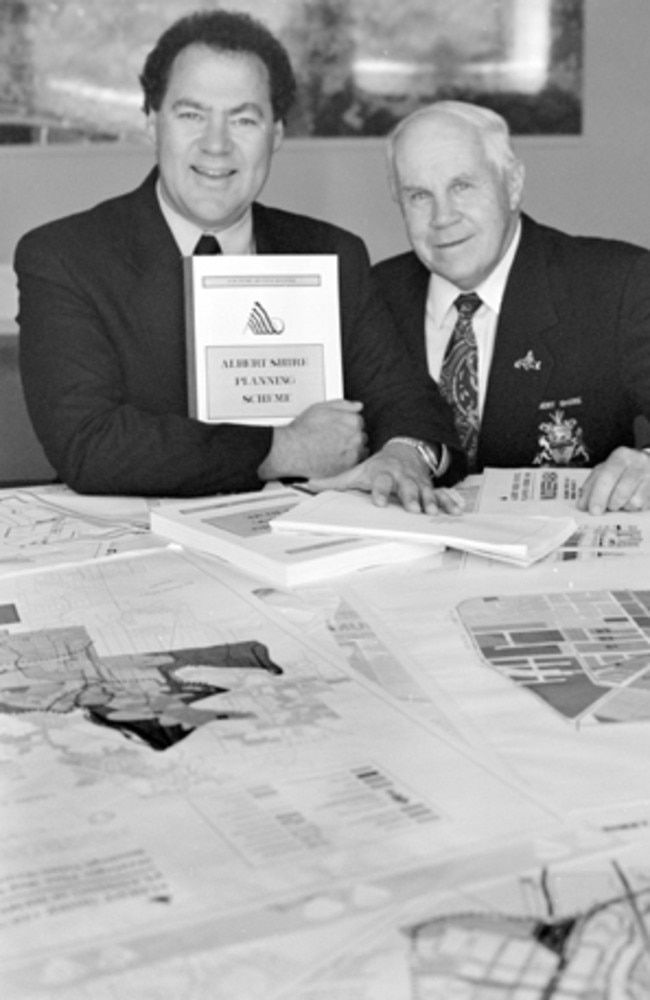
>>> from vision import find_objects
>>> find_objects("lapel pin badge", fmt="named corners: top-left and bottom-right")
top-left (514, 350), bottom-right (541, 371)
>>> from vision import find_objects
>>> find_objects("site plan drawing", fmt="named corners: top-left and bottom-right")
top-left (457, 588), bottom-right (650, 725)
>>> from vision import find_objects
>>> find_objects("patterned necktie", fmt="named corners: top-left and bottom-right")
top-left (439, 292), bottom-right (482, 471)
top-left (193, 234), bottom-right (222, 255)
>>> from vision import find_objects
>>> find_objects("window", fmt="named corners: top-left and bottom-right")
top-left (0, 0), bottom-right (583, 144)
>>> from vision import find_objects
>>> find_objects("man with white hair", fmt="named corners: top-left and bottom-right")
top-left (373, 100), bottom-right (650, 514)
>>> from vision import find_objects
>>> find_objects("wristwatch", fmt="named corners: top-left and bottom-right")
top-left (387, 437), bottom-right (449, 478)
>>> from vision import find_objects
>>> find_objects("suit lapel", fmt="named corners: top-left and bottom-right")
top-left (378, 254), bottom-right (430, 369)
top-left (125, 171), bottom-right (186, 355)
top-left (396, 257), bottom-right (430, 369)
top-left (252, 203), bottom-right (281, 254)
top-left (480, 216), bottom-right (563, 457)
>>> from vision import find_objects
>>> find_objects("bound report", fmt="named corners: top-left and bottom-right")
top-left (150, 488), bottom-right (438, 587)
top-left (270, 490), bottom-right (578, 568)
top-left (184, 254), bottom-right (343, 425)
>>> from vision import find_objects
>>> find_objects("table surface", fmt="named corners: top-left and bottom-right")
top-left (2, 475), bottom-right (650, 1000)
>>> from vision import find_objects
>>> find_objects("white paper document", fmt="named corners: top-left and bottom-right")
top-left (244, 578), bottom-right (510, 766)
top-left (184, 254), bottom-right (343, 424)
top-left (0, 484), bottom-right (158, 575)
top-left (271, 489), bottom-right (577, 566)
top-left (477, 466), bottom-right (590, 513)
top-left (281, 840), bottom-right (650, 1000)
top-left (0, 548), bottom-right (565, 998)
top-left (477, 467), bottom-right (650, 561)
top-left (340, 552), bottom-right (650, 834)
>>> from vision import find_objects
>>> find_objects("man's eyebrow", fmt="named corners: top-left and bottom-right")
top-left (170, 99), bottom-right (266, 116)
top-left (171, 98), bottom-right (208, 112)
top-left (229, 101), bottom-right (266, 116)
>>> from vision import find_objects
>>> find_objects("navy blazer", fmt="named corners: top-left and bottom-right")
top-left (16, 169), bottom-right (459, 496)
top-left (373, 214), bottom-right (650, 470)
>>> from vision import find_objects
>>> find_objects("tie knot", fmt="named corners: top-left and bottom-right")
top-left (454, 292), bottom-right (482, 317)
top-left (194, 233), bottom-right (222, 255)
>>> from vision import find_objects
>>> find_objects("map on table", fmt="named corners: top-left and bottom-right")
top-left (457, 589), bottom-right (650, 725)
top-left (0, 625), bottom-right (283, 749)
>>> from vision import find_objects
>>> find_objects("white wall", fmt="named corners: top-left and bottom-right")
top-left (1, 0), bottom-right (649, 285)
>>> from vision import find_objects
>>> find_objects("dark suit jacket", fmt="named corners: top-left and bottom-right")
top-left (373, 214), bottom-right (650, 470)
top-left (15, 169), bottom-right (459, 496)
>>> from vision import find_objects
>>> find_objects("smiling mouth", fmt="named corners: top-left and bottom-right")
top-left (435, 236), bottom-right (470, 250)
top-left (192, 166), bottom-right (235, 180)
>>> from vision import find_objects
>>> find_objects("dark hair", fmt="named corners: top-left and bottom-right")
top-left (139, 9), bottom-right (296, 121)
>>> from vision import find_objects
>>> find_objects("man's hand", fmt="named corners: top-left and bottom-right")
top-left (306, 440), bottom-right (464, 514)
top-left (577, 447), bottom-right (650, 514)
top-left (258, 400), bottom-right (366, 481)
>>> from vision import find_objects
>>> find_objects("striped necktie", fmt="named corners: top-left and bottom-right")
top-left (439, 292), bottom-right (482, 471)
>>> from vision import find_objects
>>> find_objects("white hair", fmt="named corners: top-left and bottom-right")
top-left (386, 100), bottom-right (520, 193)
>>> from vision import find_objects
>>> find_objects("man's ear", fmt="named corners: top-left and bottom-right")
top-left (508, 159), bottom-right (526, 210)
top-left (272, 119), bottom-right (284, 152)
top-left (144, 112), bottom-right (157, 144)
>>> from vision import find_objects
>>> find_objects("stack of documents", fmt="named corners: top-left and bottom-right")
top-left (150, 488), bottom-right (438, 586)
top-left (270, 490), bottom-right (577, 568)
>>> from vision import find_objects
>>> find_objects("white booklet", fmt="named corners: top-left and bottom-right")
top-left (184, 255), bottom-right (343, 425)
top-left (150, 488), bottom-right (439, 587)
top-left (270, 490), bottom-right (577, 567)
top-left (476, 467), bottom-right (591, 514)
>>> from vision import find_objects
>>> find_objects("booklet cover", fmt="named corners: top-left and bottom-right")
top-left (270, 490), bottom-right (577, 568)
top-left (184, 255), bottom-right (343, 425)
top-left (476, 467), bottom-right (591, 514)
top-left (150, 488), bottom-right (439, 587)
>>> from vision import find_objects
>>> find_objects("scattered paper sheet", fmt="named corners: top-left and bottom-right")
top-left (476, 467), bottom-right (650, 561)
top-left (0, 548), bottom-right (564, 997)
top-left (280, 840), bottom-right (650, 1000)
top-left (0, 485), bottom-right (160, 576)
top-left (339, 553), bottom-right (650, 832)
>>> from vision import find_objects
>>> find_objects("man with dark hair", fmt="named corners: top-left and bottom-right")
top-left (15, 9), bottom-right (462, 513)
top-left (139, 9), bottom-right (297, 121)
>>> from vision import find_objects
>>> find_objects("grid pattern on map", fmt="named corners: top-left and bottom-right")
top-left (457, 590), bottom-right (650, 724)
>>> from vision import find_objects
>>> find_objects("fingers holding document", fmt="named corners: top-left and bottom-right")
top-left (307, 440), bottom-right (465, 515)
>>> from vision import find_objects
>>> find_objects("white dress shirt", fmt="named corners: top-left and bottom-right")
top-left (425, 222), bottom-right (522, 418)
top-left (156, 182), bottom-right (255, 255)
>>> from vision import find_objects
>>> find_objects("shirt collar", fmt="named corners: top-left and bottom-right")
top-left (429, 219), bottom-right (522, 324)
top-left (155, 181), bottom-right (255, 255)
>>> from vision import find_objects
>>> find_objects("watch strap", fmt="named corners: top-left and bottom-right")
top-left (386, 437), bottom-right (450, 478)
